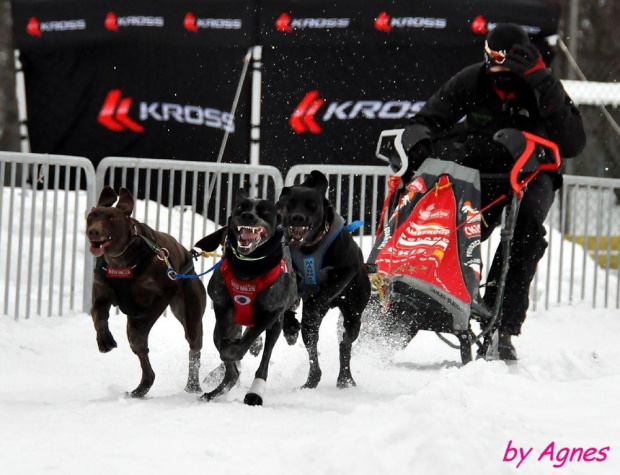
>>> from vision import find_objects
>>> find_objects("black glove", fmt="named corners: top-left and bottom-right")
top-left (400, 124), bottom-right (432, 181)
top-left (401, 124), bottom-right (431, 154)
top-left (503, 43), bottom-right (549, 88)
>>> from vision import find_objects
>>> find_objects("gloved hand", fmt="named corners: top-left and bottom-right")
top-left (400, 124), bottom-right (432, 181)
top-left (401, 124), bottom-right (431, 154)
top-left (503, 43), bottom-right (549, 88)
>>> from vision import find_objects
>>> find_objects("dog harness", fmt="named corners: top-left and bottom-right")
top-left (289, 212), bottom-right (345, 296)
top-left (220, 258), bottom-right (287, 327)
top-left (95, 236), bottom-right (194, 318)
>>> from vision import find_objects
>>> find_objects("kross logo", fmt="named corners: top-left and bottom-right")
top-left (184, 12), bottom-right (242, 32)
top-left (471, 15), bottom-right (541, 36)
top-left (290, 91), bottom-right (425, 134)
top-left (98, 90), bottom-right (144, 132)
top-left (290, 91), bottom-right (324, 134)
top-left (374, 11), bottom-right (447, 33)
top-left (104, 12), bottom-right (164, 31)
top-left (276, 12), bottom-right (350, 33)
top-left (375, 12), bottom-right (390, 33)
top-left (275, 13), bottom-right (293, 33)
top-left (26, 17), bottom-right (41, 36)
top-left (98, 90), bottom-right (235, 133)
top-left (471, 15), bottom-right (488, 35)
top-left (104, 12), bottom-right (118, 31)
top-left (26, 16), bottom-right (86, 36)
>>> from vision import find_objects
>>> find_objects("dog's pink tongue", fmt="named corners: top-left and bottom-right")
top-left (241, 229), bottom-right (259, 241)
top-left (89, 244), bottom-right (105, 257)
top-left (291, 228), bottom-right (306, 240)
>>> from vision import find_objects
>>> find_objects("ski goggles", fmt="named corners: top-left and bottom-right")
top-left (484, 41), bottom-right (507, 65)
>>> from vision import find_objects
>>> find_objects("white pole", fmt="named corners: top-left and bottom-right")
top-left (249, 45), bottom-right (263, 196)
top-left (13, 49), bottom-right (30, 154)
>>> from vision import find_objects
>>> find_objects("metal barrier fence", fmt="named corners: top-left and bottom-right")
top-left (1, 153), bottom-right (618, 319)
top-left (543, 175), bottom-right (620, 309)
top-left (0, 152), bottom-right (96, 319)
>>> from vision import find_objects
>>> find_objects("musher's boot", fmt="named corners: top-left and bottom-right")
top-left (498, 331), bottom-right (518, 361)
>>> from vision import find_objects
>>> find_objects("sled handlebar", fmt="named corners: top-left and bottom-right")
top-left (376, 128), bottom-right (562, 197)
top-left (494, 129), bottom-right (561, 197)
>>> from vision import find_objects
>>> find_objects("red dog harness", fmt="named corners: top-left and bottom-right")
top-left (219, 258), bottom-right (287, 327)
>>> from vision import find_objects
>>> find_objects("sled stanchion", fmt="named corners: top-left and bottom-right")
top-left (474, 193), bottom-right (522, 358)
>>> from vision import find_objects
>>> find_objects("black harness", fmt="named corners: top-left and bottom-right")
top-left (96, 236), bottom-right (164, 318)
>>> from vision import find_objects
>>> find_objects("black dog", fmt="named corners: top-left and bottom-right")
top-left (196, 189), bottom-right (297, 406)
top-left (87, 187), bottom-right (206, 398)
top-left (277, 170), bottom-right (371, 388)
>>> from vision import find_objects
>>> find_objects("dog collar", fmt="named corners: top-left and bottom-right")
top-left (108, 235), bottom-right (137, 258)
top-left (107, 225), bottom-right (140, 258)
top-left (229, 245), bottom-right (270, 262)
top-left (303, 221), bottom-right (330, 247)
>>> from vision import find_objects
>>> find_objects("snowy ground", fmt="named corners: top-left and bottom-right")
top-left (1, 191), bottom-right (619, 475)
top-left (1, 302), bottom-right (619, 474)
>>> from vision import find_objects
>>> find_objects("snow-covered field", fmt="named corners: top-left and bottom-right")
top-left (1, 190), bottom-right (619, 475)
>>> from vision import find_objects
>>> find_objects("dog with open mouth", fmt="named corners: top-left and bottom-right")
top-left (277, 170), bottom-right (371, 389)
top-left (195, 188), bottom-right (297, 406)
top-left (86, 186), bottom-right (206, 398)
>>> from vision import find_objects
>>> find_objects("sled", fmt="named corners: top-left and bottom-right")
top-left (365, 128), bottom-right (561, 363)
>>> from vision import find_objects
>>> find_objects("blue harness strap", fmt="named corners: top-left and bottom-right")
top-left (291, 215), bottom-right (364, 293)
top-left (345, 220), bottom-right (364, 233)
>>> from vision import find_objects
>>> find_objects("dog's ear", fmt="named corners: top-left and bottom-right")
top-left (116, 188), bottom-right (135, 216)
top-left (236, 188), bottom-right (249, 203)
top-left (97, 186), bottom-right (118, 207)
top-left (195, 226), bottom-right (228, 252)
top-left (301, 170), bottom-right (328, 195)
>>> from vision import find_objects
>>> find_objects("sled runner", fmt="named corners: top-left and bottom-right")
top-left (365, 128), bottom-right (561, 363)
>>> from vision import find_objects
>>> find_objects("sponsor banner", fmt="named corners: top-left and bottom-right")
top-left (21, 43), bottom-right (250, 165)
top-left (260, 43), bottom-right (479, 171)
top-left (260, 0), bottom-right (560, 46)
top-left (13, 0), bottom-right (256, 48)
top-left (13, 0), bottom-right (560, 172)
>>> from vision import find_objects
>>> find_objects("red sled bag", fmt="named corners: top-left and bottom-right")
top-left (368, 158), bottom-right (482, 332)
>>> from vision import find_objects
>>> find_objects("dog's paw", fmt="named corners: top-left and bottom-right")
top-left (337, 375), bottom-right (357, 389)
top-left (301, 369), bottom-right (322, 389)
top-left (244, 393), bottom-right (264, 406)
top-left (185, 381), bottom-right (202, 394)
top-left (200, 392), bottom-right (215, 402)
top-left (282, 315), bottom-right (301, 346)
top-left (96, 330), bottom-right (117, 353)
top-left (283, 332), bottom-right (299, 346)
top-left (127, 387), bottom-right (149, 399)
top-left (249, 337), bottom-right (263, 357)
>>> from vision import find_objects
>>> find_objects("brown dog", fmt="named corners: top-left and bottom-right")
top-left (87, 186), bottom-right (206, 398)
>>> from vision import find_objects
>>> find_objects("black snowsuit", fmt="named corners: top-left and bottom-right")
top-left (409, 62), bottom-right (586, 335)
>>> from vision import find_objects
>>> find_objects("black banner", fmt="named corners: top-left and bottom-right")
top-left (12, 0), bottom-right (560, 171)
top-left (13, 0), bottom-right (257, 48)
top-left (13, 0), bottom-right (255, 166)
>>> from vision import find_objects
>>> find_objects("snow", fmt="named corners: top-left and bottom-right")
top-left (1, 193), bottom-right (619, 475)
